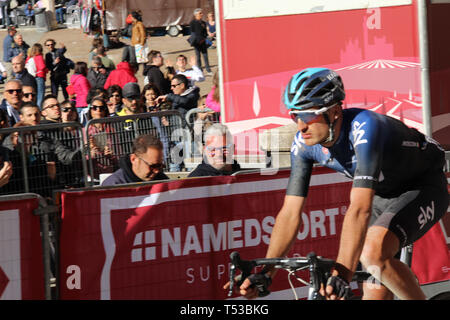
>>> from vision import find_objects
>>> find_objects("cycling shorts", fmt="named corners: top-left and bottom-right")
top-left (370, 170), bottom-right (449, 248)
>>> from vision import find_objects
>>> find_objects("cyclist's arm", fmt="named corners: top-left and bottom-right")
top-left (333, 187), bottom-right (374, 282)
top-left (264, 195), bottom-right (306, 278)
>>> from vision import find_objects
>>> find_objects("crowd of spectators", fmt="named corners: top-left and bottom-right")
top-left (0, 7), bottom-right (238, 198)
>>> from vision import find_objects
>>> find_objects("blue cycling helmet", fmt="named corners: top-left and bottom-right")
top-left (284, 68), bottom-right (345, 111)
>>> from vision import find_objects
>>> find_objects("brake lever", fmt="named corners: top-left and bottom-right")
top-left (228, 251), bottom-right (256, 297)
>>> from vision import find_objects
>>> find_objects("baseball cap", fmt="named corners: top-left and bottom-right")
top-left (122, 82), bottom-right (140, 99)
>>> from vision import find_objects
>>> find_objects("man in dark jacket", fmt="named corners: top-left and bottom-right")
top-left (156, 74), bottom-right (199, 118)
top-left (188, 123), bottom-right (241, 177)
top-left (102, 133), bottom-right (169, 186)
top-left (11, 54), bottom-right (37, 90)
top-left (143, 50), bottom-right (174, 95)
top-left (189, 8), bottom-right (212, 75)
top-left (44, 39), bottom-right (70, 100)
top-left (87, 57), bottom-right (110, 90)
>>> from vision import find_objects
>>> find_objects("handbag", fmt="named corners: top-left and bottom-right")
top-left (135, 43), bottom-right (149, 64)
top-left (25, 57), bottom-right (37, 77)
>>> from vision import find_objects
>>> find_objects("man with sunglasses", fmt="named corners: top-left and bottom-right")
top-left (102, 133), bottom-right (169, 186)
top-left (188, 123), bottom-right (240, 177)
top-left (44, 39), bottom-right (70, 100)
top-left (22, 85), bottom-right (37, 104)
top-left (40, 94), bottom-right (61, 124)
top-left (0, 79), bottom-right (23, 126)
top-left (228, 68), bottom-right (448, 301)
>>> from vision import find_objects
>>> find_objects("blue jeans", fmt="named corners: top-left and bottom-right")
top-left (55, 7), bottom-right (65, 23)
top-left (0, 4), bottom-right (9, 26)
top-left (36, 77), bottom-right (45, 108)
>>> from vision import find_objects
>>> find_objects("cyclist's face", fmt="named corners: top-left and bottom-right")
top-left (295, 108), bottom-right (331, 146)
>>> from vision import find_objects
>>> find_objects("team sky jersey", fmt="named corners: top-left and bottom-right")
top-left (287, 108), bottom-right (446, 198)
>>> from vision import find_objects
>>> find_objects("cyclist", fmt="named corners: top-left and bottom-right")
top-left (225, 68), bottom-right (448, 300)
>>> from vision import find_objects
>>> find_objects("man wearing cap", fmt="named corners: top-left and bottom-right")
top-left (117, 82), bottom-right (143, 116)
top-left (102, 133), bottom-right (169, 186)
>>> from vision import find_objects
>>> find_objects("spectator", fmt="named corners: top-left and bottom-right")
top-left (86, 97), bottom-right (118, 179)
top-left (11, 54), bottom-right (37, 91)
top-left (70, 61), bottom-right (91, 117)
top-left (96, 45), bottom-right (115, 70)
top-left (101, 133), bottom-right (169, 186)
top-left (174, 54), bottom-right (204, 87)
top-left (117, 82), bottom-right (143, 116)
top-left (0, 60), bottom-right (7, 84)
top-left (87, 56), bottom-right (110, 90)
top-left (2, 25), bottom-right (16, 63)
top-left (103, 61), bottom-right (137, 89)
top-left (206, 12), bottom-right (216, 48)
top-left (193, 94), bottom-right (216, 156)
top-left (22, 85), bottom-right (37, 104)
top-left (156, 74), bottom-right (200, 118)
top-left (26, 43), bottom-right (48, 108)
top-left (60, 99), bottom-right (79, 124)
top-left (19, 102), bottom-right (41, 126)
top-left (7, 33), bottom-right (30, 62)
top-left (45, 39), bottom-right (70, 100)
top-left (141, 83), bottom-right (161, 112)
top-left (0, 79), bottom-right (23, 127)
top-left (141, 83), bottom-right (170, 163)
top-left (106, 85), bottom-right (123, 116)
top-left (40, 94), bottom-right (61, 124)
top-left (88, 37), bottom-right (102, 66)
top-left (130, 10), bottom-right (147, 70)
top-left (33, 0), bottom-right (44, 9)
top-left (189, 8), bottom-right (212, 76)
top-left (188, 123), bottom-right (240, 177)
top-left (0, 0), bottom-right (11, 27)
top-left (55, 0), bottom-right (66, 24)
top-left (205, 71), bottom-right (221, 113)
top-left (131, 11), bottom-right (146, 47)
top-left (79, 87), bottom-right (107, 125)
top-left (143, 50), bottom-right (173, 94)
top-left (24, 3), bottom-right (35, 25)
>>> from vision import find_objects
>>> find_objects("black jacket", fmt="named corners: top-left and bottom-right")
top-left (102, 155), bottom-right (169, 186)
top-left (87, 68), bottom-right (110, 90)
top-left (189, 19), bottom-right (208, 49)
top-left (13, 69), bottom-right (37, 90)
top-left (143, 64), bottom-right (171, 95)
top-left (166, 86), bottom-right (200, 116)
top-left (188, 160), bottom-right (241, 177)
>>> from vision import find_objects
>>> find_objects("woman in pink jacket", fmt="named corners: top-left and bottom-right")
top-left (70, 61), bottom-right (91, 118)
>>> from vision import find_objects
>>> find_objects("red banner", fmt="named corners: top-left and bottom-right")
top-left (0, 196), bottom-right (45, 300)
top-left (59, 167), bottom-right (351, 299)
top-left (59, 168), bottom-right (450, 299)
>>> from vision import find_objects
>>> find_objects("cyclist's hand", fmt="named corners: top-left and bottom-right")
top-left (223, 277), bottom-right (258, 299)
top-left (322, 274), bottom-right (352, 300)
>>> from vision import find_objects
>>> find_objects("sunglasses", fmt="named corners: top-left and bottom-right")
top-left (110, 94), bottom-right (121, 98)
top-left (205, 144), bottom-right (233, 154)
top-left (137, 156), bottom-right (164, 171)
top-left (289, 104), bottom-right (337, 125)
top-left (91, 105), bottom-right (107, 111)
top-left (23, 92), bottom-right (36, 98)
top-left (61, 107), bottom-right (75, 112)
top-left (6, 89), bottom-right (22, 94)
top-left (171, 83), bottom-right (182, 88)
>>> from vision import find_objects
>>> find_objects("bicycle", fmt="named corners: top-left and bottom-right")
top-left (227, 251), bottom-right (374, 300)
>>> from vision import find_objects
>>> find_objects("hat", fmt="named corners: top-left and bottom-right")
top-left (122, 82), bottom-right (140, 99)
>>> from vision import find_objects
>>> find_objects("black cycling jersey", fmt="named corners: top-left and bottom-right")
top-left (287, 108), bottom-right (446, 198)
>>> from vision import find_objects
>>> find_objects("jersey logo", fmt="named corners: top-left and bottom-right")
top-left (418, 201), bottom-right (435, 230)
top-left (352, 121), bottom-right (368, 147)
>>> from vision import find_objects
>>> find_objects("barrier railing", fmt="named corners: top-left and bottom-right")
top-left (84, 111), bottom-right (189, 180)
top-left (0, 122), bottom-right (89, 198)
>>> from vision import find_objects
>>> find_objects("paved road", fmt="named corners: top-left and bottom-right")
top-left (0, 25), bottom-right (218, 100)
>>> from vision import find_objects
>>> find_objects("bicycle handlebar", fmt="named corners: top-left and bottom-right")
top-left (228, 251), bottom-right (336, 298)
